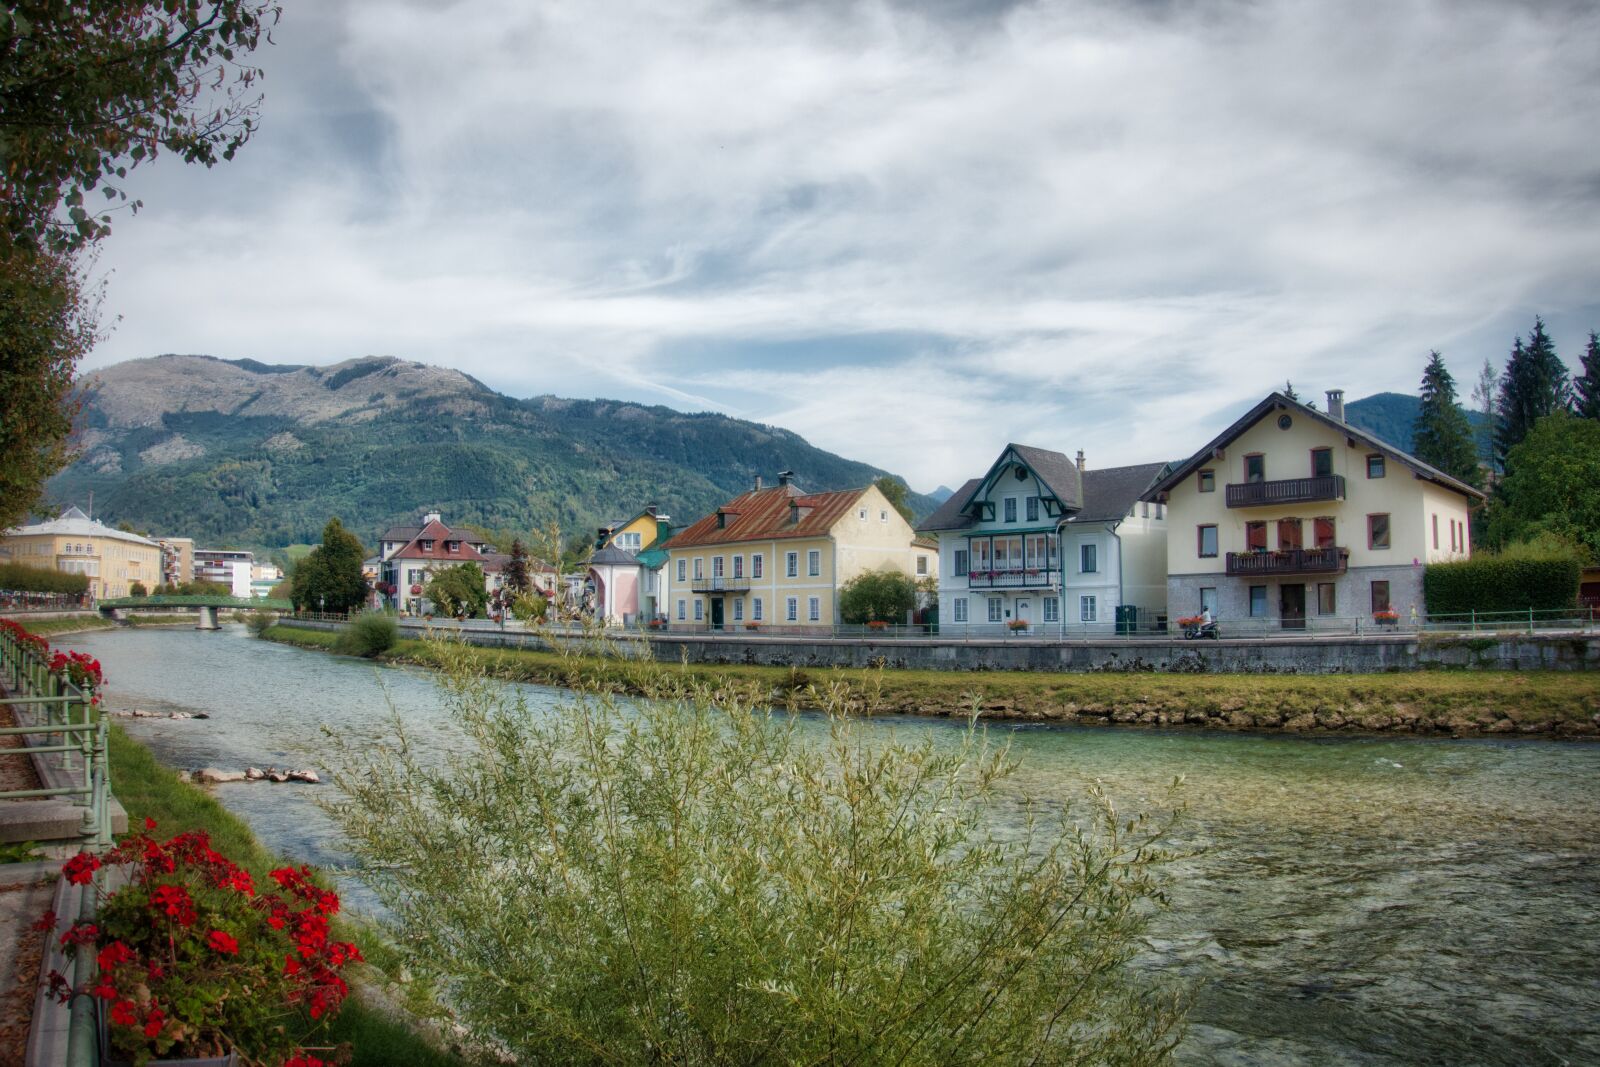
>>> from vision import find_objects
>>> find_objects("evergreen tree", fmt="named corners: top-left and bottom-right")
top-left (1470, 356), bottom-right (1498, 464)
top-left (506, 539), bottom-right (532, 594)
top-left (1411, 352), bottom-right (1481, 488)
top-left (290, 517), bottom-right (368, 613)
top-left (1574, 331), bottom-right (1600, 421)
top-left (1495, 318), bottom-right (1571, 464)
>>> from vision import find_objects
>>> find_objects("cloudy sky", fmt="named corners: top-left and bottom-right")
top-left (84, 0), bottom-right (1600, 492)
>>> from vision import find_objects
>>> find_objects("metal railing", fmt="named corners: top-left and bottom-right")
top-left (1225, 547), bottom-right (1349, 577)
top-left (964, 567), bottom-right (1059, 589)
top-left (691, 577), bottom-right (753, 593)
top-left (1225, 474), bottom-right (1345, 508)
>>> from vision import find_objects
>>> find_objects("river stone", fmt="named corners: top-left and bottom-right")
top-left (1486, 718), bottom-right (1516, 733)
top-left (266, 771), bottom-right (289, 783)
top-left (196, 768), bottom-right (246, 784)
top-left (288, 769), bottom-right (321, 784)
top-left (1283, 713), bottom-right (1317, 732)
top-left (244, 767), bottom-right (265, 780)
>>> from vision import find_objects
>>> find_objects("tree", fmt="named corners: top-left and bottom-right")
top-left (838, 569), bottom-right (918, 625)
top-left (871, 476), bottom-right (914, 525)
top-left (1574, 331), bottom-right (1600, 421)
top-left (290, 518), bottom-right (367, 613)
top-left (424, 563), bottom-right (488, 618)
top-left (1486, 413), bottom-right (1600, 560)
top-left (1411, 351), bottom-right (1481, 488)
top-left (1495, 318), bottom-right (1571, 464)
top-left (128, 580), bottom-right (147, 597)
top-left (329, 644), bottom-right (1187, 1066)
top-left (505, 539), bottom-right (531, 595)
top-left (1470, 356), bottom-right (1498, 465)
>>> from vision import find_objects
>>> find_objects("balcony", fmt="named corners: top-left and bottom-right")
top-left (1225, 474), bottom-right (1345, 509)
top-left (1225, 547), bottom-right (1348, 577)
top-left (691, 577), bottom-right (752, 593)
top-left (966, 567), bottom-right (1057, 589)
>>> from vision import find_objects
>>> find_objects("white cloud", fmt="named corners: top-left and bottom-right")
top-left (84, 0), bottom-right (1600, 490)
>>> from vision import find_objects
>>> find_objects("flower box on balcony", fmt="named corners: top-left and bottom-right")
top-left (1006, 619), bottom-right (1030, 632)
top-left (1373, 610), bottom-right (1399, 625)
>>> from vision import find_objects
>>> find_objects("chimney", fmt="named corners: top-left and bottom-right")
top-left (645, 504), bottom-right (658, 517)
top-left (1326, 389), bottom-right (1345, 422)
top-left (423, 510), bottom-right (442, 525)
top-left (778, 470), bottom-right (795, 487)
top-left (754, 475), bottom-right (763, 490)
top-left (1075, 450), bottom-right (1086, 472)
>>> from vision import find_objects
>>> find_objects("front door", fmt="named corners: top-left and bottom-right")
top-left (710, 597), bottom-right (725, 631)
top-left (1280, 584), bottom-right (1306, 630)
top-left (1016, 599), bottom-right (1032, 628)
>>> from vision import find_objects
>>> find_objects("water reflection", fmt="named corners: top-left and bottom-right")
top-left (74, 625), bottom-right (1600, 1066)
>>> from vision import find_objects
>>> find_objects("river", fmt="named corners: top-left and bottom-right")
top-left (74, 625), bottom-right (1600, 1066)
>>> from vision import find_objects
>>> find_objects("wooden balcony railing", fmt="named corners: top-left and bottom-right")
top-left (691, 577), bottom-right (752, 593)
top-left (1225, 474), bottom-right (1345, 508)
top-left (1225, 547), bottom-right (1348, 577)
top-left (966, 567), bottom-right (1057, 589)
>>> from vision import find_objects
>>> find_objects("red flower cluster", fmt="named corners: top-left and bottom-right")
top-left (0, 617), bottom-right (49, 657)
top-left (44, 821), bottom-right (362, 1066)
top-left (48, 648), bottom-right (104, 690)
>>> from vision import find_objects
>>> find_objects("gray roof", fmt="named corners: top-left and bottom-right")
top-left (1071, 462), bottom-right (1171, 523)
top-left (7, 506), bottom-right (160, 547)
top-left (589, 545), bottom-right (639, 566)
top-left (380, 525), bottom-right (421, 542)
top-left (1006, 444), bottom-right (1084, 511)
top-left (916, 478), bottom-right (983, 532)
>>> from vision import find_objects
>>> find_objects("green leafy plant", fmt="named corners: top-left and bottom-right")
top-left (422, 563), bottom-right (487, 619)
top-left (127, 580), bottom-right (149, 598)
top-left (335, 613), bottom-right (399, 658)
top-left (837, 569), bottom-right (917, 625)
top-left (245, 610), bottom-right (278, 637)
top-left (45, 822), bottom-right (359, 1067)
top-left (509, 591), bottom-right (547, 623)
top-left (328, 640), bottom-right (1188, 1066)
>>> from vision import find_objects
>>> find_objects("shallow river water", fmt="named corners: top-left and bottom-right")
top-left (74, 625), bottom-right (1600, 1066)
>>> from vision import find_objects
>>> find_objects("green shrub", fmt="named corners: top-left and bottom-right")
top-left (424, 563), bottom-right (487, 618)
top-left (336, 613), bottom-right (399, 657)
top-left (510, 591), bottom-right (547, 623)
top-left (0, 561), bottom-right (89, 594)
top-left (127, 580), bottom-right (148, 598)
top-left (837, 569), bottom-right (917, 624)
top-left (1423, 540), bottom-right (1582, 615)
top-left (244, 611), bottom-right (277, 637)
top-left (329, 641), bottom-right (1188, 1066)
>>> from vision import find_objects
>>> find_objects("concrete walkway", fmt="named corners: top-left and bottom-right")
top-left (0, 861), bottom-right (57, 1067)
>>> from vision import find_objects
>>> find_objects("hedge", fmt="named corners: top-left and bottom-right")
top-left (0, 562), bottom-right (90, 594)
top-left (1423, 555), bottom-right (1581, 615)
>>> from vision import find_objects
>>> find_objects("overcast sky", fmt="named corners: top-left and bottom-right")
top-left (83, 0), bottom-right (1600, 492)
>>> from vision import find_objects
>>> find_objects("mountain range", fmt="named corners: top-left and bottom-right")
top-left (48, 355), bottom-right (938, 551)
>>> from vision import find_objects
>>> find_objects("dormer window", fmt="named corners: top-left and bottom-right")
top-left (447, 541), bottom-right (460, 553)
top-left (421, 540), bottom-right (434, 551)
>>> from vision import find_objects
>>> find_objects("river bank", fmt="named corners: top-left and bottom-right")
top-left (266, 621), bottom-right (1600, 738)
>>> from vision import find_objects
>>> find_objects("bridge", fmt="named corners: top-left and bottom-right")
top-left (96, 594), bottom-right (294, 630)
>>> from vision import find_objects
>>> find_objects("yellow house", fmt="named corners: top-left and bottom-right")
top-left (0, 506), bottom-right (163, 600)
top-left (1143, 390), bottom-right (1485, 629)
top-left (661, 473), bottom-right (921, 629)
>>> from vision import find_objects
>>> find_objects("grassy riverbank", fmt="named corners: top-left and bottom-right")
top-left (0, 615), bottom-right (115, 638)
top-left (108, 723), bottom-right (466, 1066)
top-left (265, 623), bottom-right (1600, 737)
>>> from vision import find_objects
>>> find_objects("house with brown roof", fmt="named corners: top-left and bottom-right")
top-left (660, 472), bottom-right (921, 630)
top-left (378, 511), bottom-right (511, 615)
top-left (917, 445), bottom-right (1171, 634)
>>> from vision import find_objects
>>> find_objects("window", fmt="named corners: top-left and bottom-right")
top-left (1080, 595), bottom-right (1097, 622)
top-left (1198, 525), bottom-right (1219, 558)
top-left (447, 541), bottom-right (460, 553)
top-left (1026, 496), bottom-right (1039, 522)
top-left (733, 555), bottom-right (743, 579)
top-left (1043, 597), bottom-right (1059, 622)
top-left (712, 556), bottom-right (724, 578)
top-left (808, 596), bottom-right (820, 622)
top-left (1310, 447), bottom-right (1333, 477)
top-left (916, 555), bottom-right (928, 576)
top-left (859, 508), bottom-right (867, 520)
top-left (1004, 498), bottom-right (1017, 523)
top-left (1198, 470), bottom-right (1215, 492)
top-left (1317, 583), bottom-right (1336, 615)
top-left (753, 597), bottom-right (764, 620)
top-left (1371, 580), bottom-right (1391, 614)
top-left (786, 597), bottom-right (798, 621)
top-left (1367, 454), bottom-right (1386, 479)
top-left (694, 600), bottom-right (704, 622)
top-left (1246, 522), bottom-right (1267, 552)
top-left (677, 559), bottom-right (687, 581)
top-left (753, 554), bottom-right (763, 578)
top-left (1368, 513), bottom-right (1390, 550)
top-left (677, 599), bottom-right (686, 621)
top-left (988, 598), bottom-right (1003, 623)
top-left (1081, 543), bottom-right (1098, 573)
top-left (807, 550), bottom-right (821, 577)
top-left (694, 557), bottom-right (704, 579)
top-left (955, 549), bottom-right (969, 576)
top-left (1278, 518), bottom-right (1302, 551)
top-left (1249, 586), bottom-right (1268, 617)
top-left (1199, 587), bottom-right (1217, 616)
top-left (1314, 517), bottom-right (1336, 550)
top-left (733, 599), bottom-right (744, 622)
top-left (953, 597), bottom-right (968, 623)
top-left (786, 552), bottom-right (798, 577)
top-left (1244, 454), bottom-right (1265, 483)
top-left (1432, 514), bottom-right (1439, 550)
top-left (880, 510), bottom-right (888, 523)
top-left (1141, 502), bottom-right (1150, 518)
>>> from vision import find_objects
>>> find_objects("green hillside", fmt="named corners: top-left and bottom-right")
top-left (1344, 391), bottom-right (1492, 457)
top-left (46, 356), bottom-right (935, 550)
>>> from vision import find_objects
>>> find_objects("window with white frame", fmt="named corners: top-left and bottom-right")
top-left (1043, 597), bottom-right (1059, 622)
top-left (786, 597), bottom-right (798, 621)
top-left (677, 559), bottom-right (687, 581)
top-left (880, 510), bottom-right (888, 523)
top-left (733, 599), bottom-right (744, 621)
top-left (807, 549), bottom-right (820, 576)
top-left (1080, 595), bottom-right (1097, 622)
top-left (694, 557), bottom-right (704, 579)
top-left (753, 598), bottom-right (763, 620)
top-left (955, 549), bottom-right (969, 576)
top-left (808, 596), bottom-right (820, 621)
top-left (786, 552), bottom-right (798, 577)
top-left (1004, 498), bottom-right (1017, 523)
top-left (732, 555), bottom-right (743, 578)
top-left (712, 556), bottom-right (724, 578)
top-left (953, 597), bottom-right (968, 622)
top-left (694, 600), bottom-right (704, 621)
top-left (988, 597), bottom-right (1003, 622)
top-left (677, 599), bottom-right (686, 621)
top-left (752, 554), bottom-right (763, 578)
top-left (1026, 496), bottom-right (1039, 521)
top-left (1080, 543), bottom-right (1097, 573)
top-left (859, 508), bottom-right (867, 520)
top-left (916, 555), bottom-right (928, 576)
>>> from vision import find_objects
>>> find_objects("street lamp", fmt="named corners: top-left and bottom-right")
top-left (319, 595), bottom-right (325, 616)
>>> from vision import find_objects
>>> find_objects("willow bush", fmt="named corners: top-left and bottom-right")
top-left (329, 641), bottom-right (1188, 1065)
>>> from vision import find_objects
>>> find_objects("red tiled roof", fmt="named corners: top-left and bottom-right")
top-left (663, 484), bottom-right (868, 550)
top-left (389, 519), bottom-right (492, 563)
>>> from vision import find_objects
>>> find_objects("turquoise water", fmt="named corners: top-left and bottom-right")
top-left (75, 625), bottom-right (1600, 1065)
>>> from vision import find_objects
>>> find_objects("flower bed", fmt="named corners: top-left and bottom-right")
top-left (44, 821), bottom-right (359, 1066)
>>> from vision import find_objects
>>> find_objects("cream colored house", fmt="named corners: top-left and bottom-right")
top-left (0, 506), bottom-right (162, 599)
top-left (1143, 390), bottom-right (1484, 629)
top-left (661, 473), bottom-right (921, 630)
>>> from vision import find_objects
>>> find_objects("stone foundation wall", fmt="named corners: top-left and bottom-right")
top-left (1166, 564), bottom-right (1425, 630)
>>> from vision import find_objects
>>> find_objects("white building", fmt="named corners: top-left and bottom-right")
top-left (917, 445), bottom-right (1170, 635)
top-left (194, 549), bottom-right (254, 598)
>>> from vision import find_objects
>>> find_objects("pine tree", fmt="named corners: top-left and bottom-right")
top-left (1494, 318), bottom-right (1571, 464)
top-left (1470, 356), bottom-right (1497, 464)
top-left (506, 538), bottom-right (532, 594)
top-left (1411, 352), bottom-right (1481, 488)
top-left (1574, 331), bottom-right (1600, 421)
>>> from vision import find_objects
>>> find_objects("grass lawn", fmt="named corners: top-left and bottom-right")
top-left (108, 723), bottom-right (467, 1067)
top-left (2, 615), bottom-right (115, 638)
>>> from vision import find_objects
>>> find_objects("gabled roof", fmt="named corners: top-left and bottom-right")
top-left (662, 483), bottom-right (868, 550)
top-left (1142, 392), bottom-right (1486, 501)
top-left (916, 478), bottom-right (984, 533)
top-left (1071, 462), bottom-right (1172, 523)
top-left (917, 443), bottom-right (1085, 534)
top-left (379, 525), bottom-right (421, 543)
top-left (389, 519), bottom-right (494, 562)
top-left (7, 506), bottom-right (160, 547)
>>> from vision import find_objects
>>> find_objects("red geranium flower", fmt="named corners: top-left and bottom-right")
top-left (62, 852), bottom-right (100, 885)
top-left (207, 930), bottom-right (239, 956)
top-left (111, 999), bottom-right (137, 1027)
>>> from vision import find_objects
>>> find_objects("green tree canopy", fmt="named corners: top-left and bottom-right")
top-left (1495, 318), bottom-right (1571, 465)
top-left (1486, 413), bottom-right (1600, 560)
top-left (838, 569), bottom-right (918, 625)
top-left (425, 563), bottom-right (488, 618)
top-left (1411, 351), bottom-right (1481, 488)
top-left (0, 560), bottom-right (88, 593)
top-left (290, 517), bottom-right (368, 613)
top-left (1574, 331), bottom-right (1600, 422)
top-left (872, 476), bottom-right (914, 524)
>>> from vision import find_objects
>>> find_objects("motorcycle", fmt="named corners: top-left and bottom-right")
top-left (1184, 620), bottom-right (1219, 640)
